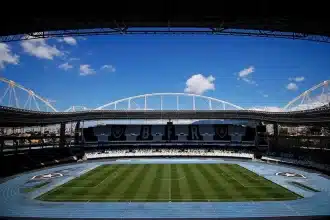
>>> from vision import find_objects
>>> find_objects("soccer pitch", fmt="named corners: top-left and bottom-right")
top-left (38, 164), bottom-right (300, 202)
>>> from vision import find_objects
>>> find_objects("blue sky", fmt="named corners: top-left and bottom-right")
top-left (0, 35), bottom-right (329, 111)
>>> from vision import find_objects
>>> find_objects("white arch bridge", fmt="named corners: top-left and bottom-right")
top-left (95, 93), bottom-right (244, 111)
top-left (1, 77), bottom-right (329, 112)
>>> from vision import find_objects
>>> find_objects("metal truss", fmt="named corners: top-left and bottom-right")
top-left (0, 77), bottom-right (57, 112)
top-left (284, 80), bottom-right (330, 111)
top-left (1, 28), bottom-right (330, 43)
top-left (95, 93), bottom-right (244, 111)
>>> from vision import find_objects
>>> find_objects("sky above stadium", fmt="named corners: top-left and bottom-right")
top-left (0, 35), bottom-right (329, 111)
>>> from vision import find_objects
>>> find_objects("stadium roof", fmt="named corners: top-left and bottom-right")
top-left (1, 1), bottom-right (330, 42)
top-left (1, 106), bottom-right (330, 127)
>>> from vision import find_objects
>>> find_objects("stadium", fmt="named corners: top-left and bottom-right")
top-left (1, 5), bottom-right (330, 220)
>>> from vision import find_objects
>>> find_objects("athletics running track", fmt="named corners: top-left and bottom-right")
top-left (0, 158), bottom-right (330, 219)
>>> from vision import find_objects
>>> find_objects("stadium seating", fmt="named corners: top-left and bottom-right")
top-left (0, 148), bottom-right (80, 177)
top-left (151, 125), bottom-right (165, 141)
top-left (125, 125), bottom-right (141, 141)
top-left (175, 125), bottom-right (189, 141)
top-left (93, 126), bottom-right (111, 142)
top-left (262, 155), bottom-right (330, 173)
top-left (83, 127), bottom-right (97, 142)
top-left (85, 149), bottom-right (254, 159)
top-left (199, 125), bottom-right (215, 141)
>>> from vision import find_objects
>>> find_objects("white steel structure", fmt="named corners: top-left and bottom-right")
top-left (0, 77), bottom-right (57, 112)
top-left (65, 106), bottom-right (89, 112)
top-left (284, 80), bottom-right (330, 111)
top-left (1, 76), bottom-right (329, 113)
top-left (95, 93), bottom-right (244, 111)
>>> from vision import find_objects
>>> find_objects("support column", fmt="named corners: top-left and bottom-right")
top-left (59, 122), bottom-right (66, 148)
top-left (272, 122), bottom-right (279, 151)
top-left (273, 122), bottom-right (278, 140)
top-left (0, 134), bottom-right (4, 158)
top-left (74, 121), bottom-right (81, 145)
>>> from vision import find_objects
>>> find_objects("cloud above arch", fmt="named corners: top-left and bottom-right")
top-left (184, 74), bottom-right (215, 95)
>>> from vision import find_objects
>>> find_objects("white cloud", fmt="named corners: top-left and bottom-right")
top-left (184, 74), bottom-right (215, 95)
top-left (289, 76), bottom-right (305, 82)
top-left (263, 94), bottom-right (269, 98)
top-left (295, 76), bottom-right (305, 82)
top-left (21, 38), bottom-right (63, 60)
top-left (57, 37), bottom-right (77, 45)
top-left (237, 66), bottom-right (257, 86)
top-left (69, 57), bottom-right (80, 61)
top-left (242, 77), bottom-right (258, 86)
top-left (58, 62), bottom-right (73, 71)
top-left (80, 64), bottom-right (95, 76)
top-left (101, 64), bottom-right (116, 72)
top-left (0, 43), bottom-right (19, 69)
top-left (286, 82), bottom-right (298, 91)
top-left (238, 66), bottom-right (254, 77)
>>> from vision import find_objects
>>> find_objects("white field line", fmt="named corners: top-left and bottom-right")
top-left (93, 167), bottom-right (122, 188)
top-left (48, 197), bottom-right (293, 201)
top-left (241, 169), bottom-right (261, 181)
top-left (95, 175), bottom-right (112, 188)
top-left (219, 167), bottom-right (269, 188)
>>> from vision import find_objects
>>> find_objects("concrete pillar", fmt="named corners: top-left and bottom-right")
top-left (74, 121), bottom-right (81, 145)
top-left (0, 135), bottom-right (4, 157)
top-left (272, 123), bottom-right (279, 151)
top-left (273, 123), bottom-right (278, 138)
top-left (59, 122), bottom-right (66, 148)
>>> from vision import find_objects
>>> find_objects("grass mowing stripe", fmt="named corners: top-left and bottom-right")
top-left (133, 164), bottom-right (159, 200)
top-left (235, 165), bottom-right (301, 199)
top-left (215, 164), bottom-right (252, 200)
top-left (158, 164), bottom-right (171, 200)
top-left (182, 164), bottom-right (206, 201)
top-left (223, 165), bottom-right (254, 186)
top-left (146, 164), bottom-right (165, 201)
top-left (97, 164), bottom-right (141, 200)
top-left (62, 165), bottom-right (115, 188)
top-left (191, 164), bottom-right (219, 199)
top-left (225, 165), bottom-right (271, 199)
top-left (175, 164), bottom-right (192, 201)
top-left (105, 164), bottom-right (146, 199)
top-left (228, 165), bottom-right (300, 200)
top-left (197, 164), bottom-right (230, 199)
top-left (206, 164), bottom-right (245, 200)
top-left (230, 165), bottom-right (266, 186)
top-left (170, 164), bottom-right (182, 200)
top-left (37, 164), bottom-right (302, 202)
top-left (120, 164), bottom-right (153, 200)
top-left (40, 165), bottom-right (120, 201)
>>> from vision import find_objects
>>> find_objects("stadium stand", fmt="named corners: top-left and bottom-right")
top-left (199, 125), bottom-right (215, 141)
top-left (151, 125), bottom-right (165, 141)
top-left (85, 149), bottom-right (254, 160)
top-left (1, 148), bottom-right (80, 177)
top-left (125, 125), bottom-right (140, 141)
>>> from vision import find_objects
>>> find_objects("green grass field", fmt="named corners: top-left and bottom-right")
top-left (38, 164), bottom-right (300, 202)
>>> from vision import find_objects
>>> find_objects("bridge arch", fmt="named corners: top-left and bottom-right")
top-left (95, 93), bottom-right (244, 111)
top-left (284, 80), bottom-right (330, 111)
top-left (0, 77), bottom-right (57, 112)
